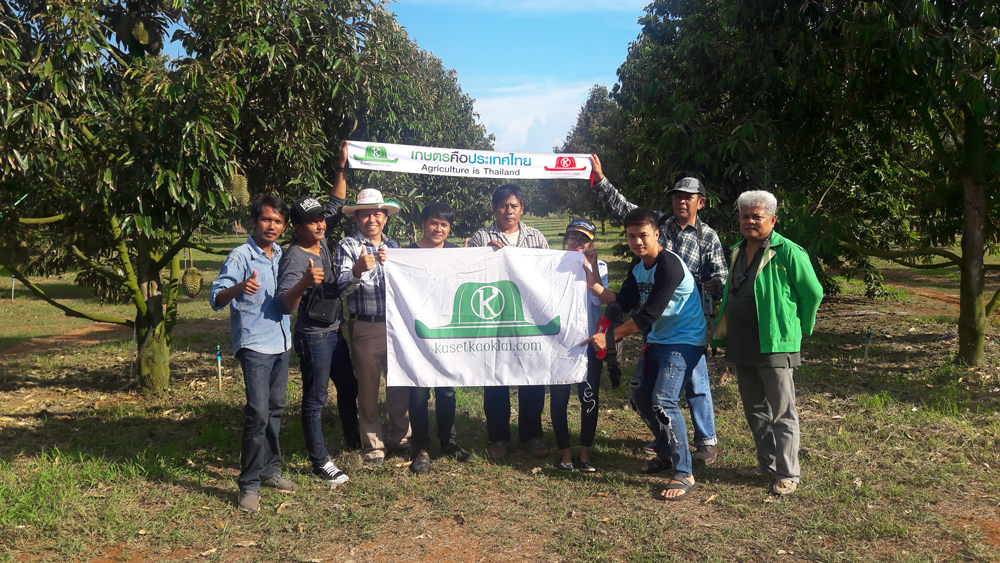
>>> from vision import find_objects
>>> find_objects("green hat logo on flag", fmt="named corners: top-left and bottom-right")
top-left (353, 144), bottom-right (398, 163)
top-left (415, 281), bottom-right (560, 338)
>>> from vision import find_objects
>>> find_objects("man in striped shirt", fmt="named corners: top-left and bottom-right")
top-left (334, 188), bottom-right (405, 466)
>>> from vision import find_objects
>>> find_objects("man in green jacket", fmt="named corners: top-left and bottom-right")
top-left (711, 190), bottom-right (823, 496)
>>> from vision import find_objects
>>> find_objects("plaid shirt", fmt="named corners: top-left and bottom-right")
top-left (467, 221), bottom-right (550, 249)
top-left (594, 177), bottom-right (728, 296)
top-left (334, 231), bottom-right (400, 316)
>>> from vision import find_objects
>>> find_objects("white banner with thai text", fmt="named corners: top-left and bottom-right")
top-left (385, 247), bottom-right (589, 387)
top-left (346, 141), bottom-right (593, 180)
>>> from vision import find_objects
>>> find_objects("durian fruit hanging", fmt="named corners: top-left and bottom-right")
top-left (181, 248), bottom-right (203, 298)
top-left (224, 168), bottom-right (250, 207)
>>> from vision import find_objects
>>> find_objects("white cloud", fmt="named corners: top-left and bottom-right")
top-left (393, 0), bottom-right (649, 13)
top-left (474, 80), bottom-right (601, 153)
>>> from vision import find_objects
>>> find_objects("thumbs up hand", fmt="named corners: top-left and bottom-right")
top-left (352, 245), bottom-right (376, 277)
top-left (305, 258), bottom-right (324, 287)
top-left (243, 269), bottom-right (260, 295)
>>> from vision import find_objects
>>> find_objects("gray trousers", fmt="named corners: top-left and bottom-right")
top-left (734, 363), bottom-right (800, 482)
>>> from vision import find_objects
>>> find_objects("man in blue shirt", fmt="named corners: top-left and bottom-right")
top-left (210, 195), bottom-right (295, 512)
top-left (583, 208), bottom-right (710, 501)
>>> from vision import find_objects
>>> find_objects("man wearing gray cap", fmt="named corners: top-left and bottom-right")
top-left (590, 155), bottom-right (725, 466)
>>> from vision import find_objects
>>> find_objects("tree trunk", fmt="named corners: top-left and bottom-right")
top-left (138, 317), bottom-right (170, 391)
top-left (136, 247), bottom-right (170, 392)
top-left (956, 176), bottom-right (986, 366)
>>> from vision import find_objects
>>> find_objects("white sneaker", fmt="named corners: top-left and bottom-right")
top-left (313, 461), bottom-right (349, 485)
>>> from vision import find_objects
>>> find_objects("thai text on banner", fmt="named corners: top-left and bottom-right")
top-left (346, 141), bottom-right (593, 180)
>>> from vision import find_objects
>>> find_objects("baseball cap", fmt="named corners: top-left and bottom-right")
top-left (290, 197), bottom-right (325, 224)
top-left (665, 177), bottom-right (705, 196)
top-left (559, 217), bottom-right (597, 240)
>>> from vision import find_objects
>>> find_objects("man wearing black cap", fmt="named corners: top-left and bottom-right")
top-left (276, 142), bottom-right (360, 485)
top-left (589, 155), bottom-right (725, 465)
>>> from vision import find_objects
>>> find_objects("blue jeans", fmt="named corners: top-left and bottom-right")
top-left (236, 347), bottom-right (291, 491)
top-left (629, 343), bottom-right (705, 478)
top-left (294, 330), bottom-right (360, 468)
top-left (685, 356), bottom-right (717, 446)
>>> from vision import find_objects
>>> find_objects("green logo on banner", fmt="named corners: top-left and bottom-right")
top-left (353, 145), bottom-right (398, 163)
top-left (415, 281), bottom-right (560, 338)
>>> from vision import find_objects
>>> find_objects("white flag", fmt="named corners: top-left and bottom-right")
top-left (346, 141), bottom-right (593, 180)
top-left (385, 247), bottom-right (589, 387)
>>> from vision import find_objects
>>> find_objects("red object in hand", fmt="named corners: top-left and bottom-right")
top-left (594, 317), bottom-right (611, 359)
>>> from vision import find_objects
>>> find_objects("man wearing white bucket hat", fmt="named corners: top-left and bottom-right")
top-left (334, 187), bottom-right (406, 465)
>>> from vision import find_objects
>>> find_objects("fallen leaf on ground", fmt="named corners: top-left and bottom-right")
top-left (137, 529), bottom-right (149, 535)
top-left (215, 520), bottom-right (226, 530)
top-left (276, 502), bottom-right (298, 514)
top-left (200, 548), bottom-right (217, 557)
top-left (298, 522), bottom-right (306, 534)
top-left (702, 494), bottom-right (719, 505)
top-left (595, 492), bottom-right (609, 497)
top-left (235, 541), bottom-right (256, 548)
top-left (601, 517), bottom-right (611, 522)
top-left (830, 415), bottom-right (844, 419)
top-left (852, 478), bottom-right (863, 488)
top-left (394, 461), bottom-right (412, 468)
top-left (531, 467), bottom-right (541, 474)
top-left (412, 534), bottom-right (425, 540)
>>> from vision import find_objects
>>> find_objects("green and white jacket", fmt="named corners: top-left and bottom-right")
top-left (711, 231), bottom-right (823, 353)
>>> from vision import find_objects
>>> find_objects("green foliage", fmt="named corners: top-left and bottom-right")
top-left (0, 0), bottom-right (455, 389)
top-left (602, 0), bottom-right (1000, 364)
top-left (342, 27), bottom-right (496, 239)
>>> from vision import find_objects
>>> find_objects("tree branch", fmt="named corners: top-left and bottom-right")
top-left (2, 261), bottom-right (133, 327)
top-left (987, 286), bottom-right (1000, 318)
top-left (887, 257), bottom-right (954, 270)
top-left (152, 221), bottom-right (197, 273)
top-left (105, 200), bottom-right (147, 316)
top-left (185, 241), bottom-right (233, 256)
top-left (838, 240), bottom-right (961, 265)
top-left (917, 104), bottom-right (961, 177)
top-left (71, 245), bottom-right (126, 282)
top-left (18, 214), bottom-right (66, 224)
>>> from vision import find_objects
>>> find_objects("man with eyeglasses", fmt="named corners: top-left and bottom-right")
top-left (590, 155), bottom-right (725, 466)
top-left (712, 190), bottom-right (823, 496)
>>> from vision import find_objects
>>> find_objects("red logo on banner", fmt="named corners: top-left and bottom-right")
top-left (544, 156), bottom-right (587, 171)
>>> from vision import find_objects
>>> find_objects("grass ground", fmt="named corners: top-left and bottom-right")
top-left (2, 216), bottom-right (1000, 562)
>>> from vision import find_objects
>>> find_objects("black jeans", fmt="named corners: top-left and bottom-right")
top-left (236, 348), bottom-right (291, 491)
top-left (550, 346), bottom-right (602, 450)
top-left (293, 330), bottom-right (360, 468)
top-left (484, 385), bottom-right (545, 443)
top-left (408, 387), bottom-right (458, 453)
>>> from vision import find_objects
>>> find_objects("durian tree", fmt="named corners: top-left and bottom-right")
top-left (0, 0), bottom-right (400, 392)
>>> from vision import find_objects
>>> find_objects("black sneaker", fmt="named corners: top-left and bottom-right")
top-left (443, 443), bottom-right (474, 462)
top-left (313, 461), bottom-right (349, 485)
top-left (410, 452), bottom-right (431, 475)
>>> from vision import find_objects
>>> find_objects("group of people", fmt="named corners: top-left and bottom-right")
top-left (210, 142), bottom-right (824, 511)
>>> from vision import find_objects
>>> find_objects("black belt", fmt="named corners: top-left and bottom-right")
top-left (350, 313), bottom-right (385, 323)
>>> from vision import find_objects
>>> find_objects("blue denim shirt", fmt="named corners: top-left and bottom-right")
top-left (210, 236), bottom-right (291, 355)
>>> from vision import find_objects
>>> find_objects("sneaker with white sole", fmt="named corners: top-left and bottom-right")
top-left (313, 461), bottom-right (349, 485)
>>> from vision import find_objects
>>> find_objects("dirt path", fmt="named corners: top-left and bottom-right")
top-left (4, 323), bottom-right (134, 359)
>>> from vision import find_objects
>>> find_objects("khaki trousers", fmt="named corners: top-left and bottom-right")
top-left (349, 319), bottom-right (410, 459)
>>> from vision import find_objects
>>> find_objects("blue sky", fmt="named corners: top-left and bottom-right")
top-left (389, 0), bottom-right (648, 153)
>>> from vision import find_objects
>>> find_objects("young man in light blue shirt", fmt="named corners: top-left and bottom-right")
top-left (210, 195), bottom-right (295, 512)
top-left (583, 208), bottom-right (712, 502)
